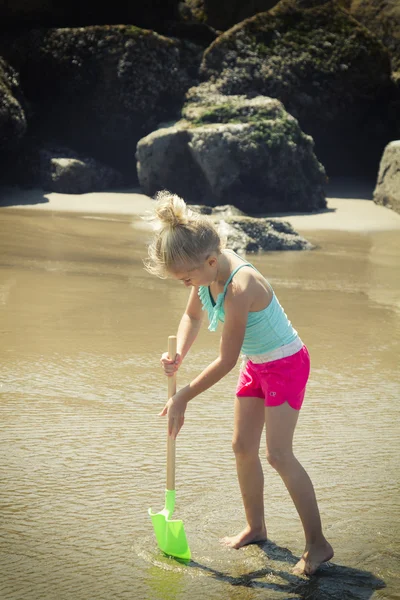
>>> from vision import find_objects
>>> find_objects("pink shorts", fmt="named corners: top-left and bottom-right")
top-left (236, 345), bottom-right (310, 410)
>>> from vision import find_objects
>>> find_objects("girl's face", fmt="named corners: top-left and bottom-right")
top-left (170, 255), bottom-right (218, 288)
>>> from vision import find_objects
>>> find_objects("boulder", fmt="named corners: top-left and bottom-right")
top-left (342, 0), bottom-right (400, 78)
top-left (219, 216), bottom-right (314, 252)
top-left (0, 25), bottom-right (198, 181)
top-left (219, 217), bottom-right (315, 252)
top-left (199, 0), bottom-right (397, 176)
top-left (136, 92), bottom-right (326, 214)
top-left (190, 204), bottom-right (313, 251)
top-left (39, 147), bottom-right (124, 193)
top-left (373, 141), bottom-right (400, 215)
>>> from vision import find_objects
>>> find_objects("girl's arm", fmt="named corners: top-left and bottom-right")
top-left (176, 286), bottom-right (204, 360)
top-left (160, 281), bottom-right (252, 438)
top-left (161, 286), bottom-right (203, 375)
top-left (174, 282), bottom-right (251, 403)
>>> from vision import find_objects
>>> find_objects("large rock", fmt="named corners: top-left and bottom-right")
top-left (0, 26), bottom-right (197, 181)
top-left (39, 147), bottom-right (124, 193)
top-left (199, 0), bottom-right (397, 177)
top-left (373, 141), bottom-right (400, 215)
top-left (190, 204), bottom-right (313, 251)
top-left (342, 0), bottom-right (400, 78)
top-left (219, 216), bottom-right (313, 252)
top-left (0, 57), bottom-right (26, 157)
top-left (136, 92), bottom-right (327, 214)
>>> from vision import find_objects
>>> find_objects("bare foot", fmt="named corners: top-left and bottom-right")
top-left (293, 539), bottom-right (334, 576)
top-left (220, 525), bottom-right (267, 549)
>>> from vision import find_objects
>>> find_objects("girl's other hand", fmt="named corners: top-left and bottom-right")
top-left (158, 392), bottom-right (188, 439)
top-left (160, 351), bottom-right (182, 377)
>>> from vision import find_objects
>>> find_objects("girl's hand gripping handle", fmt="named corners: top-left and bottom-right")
top-left (160, 347), bottom-right (182, 376)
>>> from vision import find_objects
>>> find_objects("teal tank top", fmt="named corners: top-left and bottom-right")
top-left (198, 253), bottom-right (298, 355)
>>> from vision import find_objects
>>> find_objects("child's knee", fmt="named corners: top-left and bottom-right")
top-left (266, 448), bottom-right (294, 471)
top-left (232, 435), bottom-right (257, 457)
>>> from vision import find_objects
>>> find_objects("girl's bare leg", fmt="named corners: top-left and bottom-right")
top-left (265, 402), bottom-right (334, 575)
top-left (221, 396), bottom-right (267, 548)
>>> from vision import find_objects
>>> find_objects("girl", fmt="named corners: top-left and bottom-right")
top-left (144, 191), bottom-right (333, 576)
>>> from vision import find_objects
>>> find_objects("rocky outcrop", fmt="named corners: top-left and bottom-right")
top-left (136, 91), bottom-right (326, 214)
top-left (0, 57), bottom-right (26, 155)
top-left (343, 0), bottom-right (400, 79)
top-left (373, 141), bottom-right (400, 215)
top-left (190, 204), bottom-right (313, 251)
top-left (0, 25), bottom-right (198, 181)
top-left (199, 0), bottom-right (397, 177)
top-left (39, 147), bottom-right (124, 193)
top-left (219, 215), bottom-right (313, 252)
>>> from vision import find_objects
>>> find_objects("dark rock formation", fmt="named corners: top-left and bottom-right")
top-left (199, 0), bottom-right (398, 177)
top-left (342, 0), bottom-right (400, 78)
top-left (0, 57), bottom-right (27, 155)
top-left (0, 25), bottom-right (199, 181)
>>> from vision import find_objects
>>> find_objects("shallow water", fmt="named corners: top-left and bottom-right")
top-left (0, 208), bottom-right (399, 600)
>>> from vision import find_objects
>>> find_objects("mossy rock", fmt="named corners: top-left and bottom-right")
top-left (345, 0), bottom-right (400, 77)
top-left (220, 215), bottom-right (314, 251)
top-left (137, 92), bottom-right (327, 213)
top-left (0, 57), bottom-right (26, 160)
top-left (199, 0), bottom-right (398, 176)
top-left (0, 25), bottom-right (196, 181)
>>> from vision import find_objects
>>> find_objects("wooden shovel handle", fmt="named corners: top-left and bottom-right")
top-left (166, 335), bottom-right (177, 491)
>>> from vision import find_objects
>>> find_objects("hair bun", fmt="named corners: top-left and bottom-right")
top-left (154, 190), bottom-right (190, 228)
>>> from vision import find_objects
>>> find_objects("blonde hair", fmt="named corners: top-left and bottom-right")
top-left (143, 190), bottom-right (222, 278)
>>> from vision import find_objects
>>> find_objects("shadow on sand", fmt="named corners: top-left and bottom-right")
top-left (189, 540), bottom-right (385, 600)
top-left (325, 176), bottom-right (375, 201)
top-left (0, 186), bottom-right (49, 207)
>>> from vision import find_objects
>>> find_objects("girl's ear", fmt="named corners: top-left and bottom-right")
top-left (207, 255), bottom-right (218, 268)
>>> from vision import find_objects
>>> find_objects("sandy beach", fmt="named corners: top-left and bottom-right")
top-left (1, 180), bottom-right (400, 233)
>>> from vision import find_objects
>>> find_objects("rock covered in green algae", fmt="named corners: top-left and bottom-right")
top-left (190, 204), bottom-right (314, 251)
top-left (342, 0), bottom-right (400, 78)
top-left (136, 90), bottom-right (327, 214)
top-left (220, 215), bottom-right (314, 252)
top-left (198, 0), bottom-right (397, 176)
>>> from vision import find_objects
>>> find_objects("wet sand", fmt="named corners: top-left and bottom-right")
top-left (1, 180), bottom-right (400, 233)
top-left (0, 183), bottom-right (399, 600)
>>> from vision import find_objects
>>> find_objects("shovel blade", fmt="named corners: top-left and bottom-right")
top-left (149, 511), bottom-right (191, 560)
top-left (148, 490), bottom-right (190, 561)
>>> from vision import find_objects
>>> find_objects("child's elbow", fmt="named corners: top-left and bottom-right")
top-left (220, 355), bottom-right (239, 373)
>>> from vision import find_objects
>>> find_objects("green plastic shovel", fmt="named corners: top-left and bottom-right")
top-left (148, 335), bottom-right (191, 561)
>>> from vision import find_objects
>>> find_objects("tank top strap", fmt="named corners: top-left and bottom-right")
top-left (225, 249), bottom-right (274, 294)
top-left (223, 263), bottom-right (252, 295)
